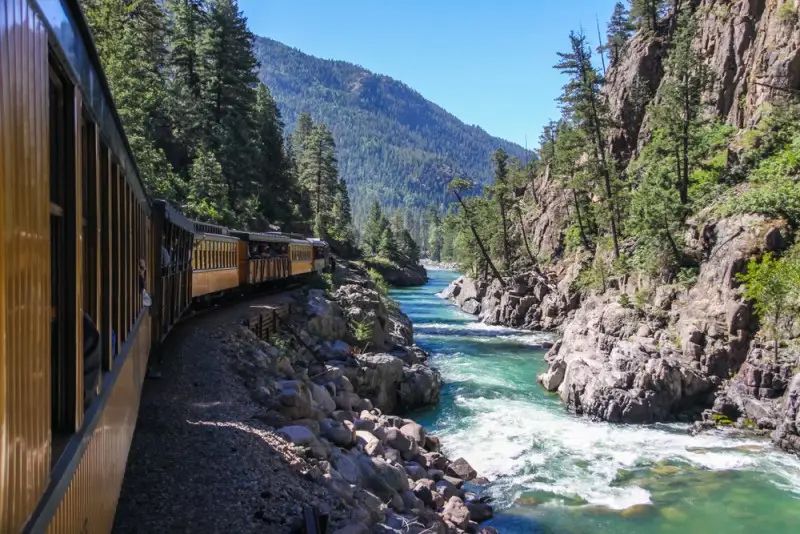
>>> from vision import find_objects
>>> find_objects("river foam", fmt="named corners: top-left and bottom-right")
top-left (394, 270), bottom-right (800, 532)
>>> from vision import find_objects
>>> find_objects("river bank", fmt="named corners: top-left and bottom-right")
top-left (392, 270), bottom-right (800, 533)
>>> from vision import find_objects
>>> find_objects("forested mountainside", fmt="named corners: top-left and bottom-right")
top-left (253, 36), bottom-right (530, 227)
top-left (437, 0), bottom-right (800, 453)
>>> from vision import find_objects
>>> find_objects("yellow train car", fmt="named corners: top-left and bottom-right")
top-left (151, 201), bottom-right (194, 348)
top-left (190, 223), bottom-right (240, 298)
top-left (309, 238), bottom-right (331, 273)
top-left (289, 239), bottom-right (315, 276)
top-left (1, 1), bottom-right (153, 531)
top-left (230, 231), bottom-right (292, 285)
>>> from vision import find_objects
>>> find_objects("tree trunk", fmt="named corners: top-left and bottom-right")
top-left (584, 71), bottom-right (621, 258)
top-left (499, 196), bottom-right (511, 270)
top-left (662, 214), bottom-right (682, 262)
top-left (681, 77), bottom-right (690, 205)
top-left (516, 206), bottom-right (536, 264)
top-left (529, 167), bottom-right (539, 204)
top-left (453, 190), bottom-right (506, 287)
top-left (572, 189), bottom-right (594, 253)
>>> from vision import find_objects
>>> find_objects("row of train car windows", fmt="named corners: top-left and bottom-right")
top-left (50, 57), bottom-right (148, 458)
top-left (290, 247), bottom-right (313, 262)
top-left (192, 239), bottom-right (237, 270)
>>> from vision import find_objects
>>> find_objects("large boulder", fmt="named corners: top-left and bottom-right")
top-left (306, 289), bottom-right (348, 341)
top-left (539, 215), bottom-right (789, 423)
top-left (446, 458), bottom-right (477, 481)
top-left (775, 374), bottom-right (800, 454)
top-left (353, 353), bottom-right (405, 412)
top-left (399, 365), bottom-right (441, 410)
top-left (366, 259), bottom-right (428, 287)
top-left (441, 497), bottom-right (470, 530)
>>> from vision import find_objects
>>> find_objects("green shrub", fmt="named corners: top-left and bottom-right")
top-left (618, 293), bottom-right (632, 308)
top-left (778, 1), bottom-right (798, 23)
top-left (367, 268), bottom-right (389, 295)
top-left (633, 288), bottom-right (651, 311)
top-left (711, 413), bottom-right (734, 426)
top-left (676, 266), bottom-right (699, 288)
top-left (351, 317), bottom-right (374, 348)
top-left (736, 250), bottom-right (800, 359)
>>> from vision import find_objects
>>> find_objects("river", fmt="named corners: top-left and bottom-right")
top-left (390, 269), bottom-right (800, 533)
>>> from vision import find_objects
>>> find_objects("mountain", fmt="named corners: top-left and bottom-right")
top-left (253, 36), bottom-right (530, 227)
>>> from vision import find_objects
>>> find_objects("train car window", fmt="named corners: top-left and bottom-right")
top-left (111, 164), bottom-right (120, 354)
top-left (81, 117), bottom-right (101, 410)
top-left (100, 145), bottom-right (112, 370)
top-left (122, 183), bottom-right (129, 336)
top-left (49, 62), bottom-right (77, 451)
top-left (81, 118), bottom-right (98, 321)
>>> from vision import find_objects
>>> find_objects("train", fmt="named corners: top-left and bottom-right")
top-left (0, 1), bottom-right (328, 531)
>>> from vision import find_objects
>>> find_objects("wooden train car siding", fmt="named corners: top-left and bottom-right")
top-left (0, 1), bottom-right (52, 529)
top-left (191, 234), bottom-right (240, 298)
top-left (43, 316), bottom-right (151, 534)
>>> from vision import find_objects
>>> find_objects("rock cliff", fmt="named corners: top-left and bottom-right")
top-left (439, 1), bottom-right (800, 453)
top-left (226, 261), bottom-right (496, 532)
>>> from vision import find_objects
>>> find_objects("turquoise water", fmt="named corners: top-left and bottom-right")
top-left (391, 269), bottom-right (800, 534)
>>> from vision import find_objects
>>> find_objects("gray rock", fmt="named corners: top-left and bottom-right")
top-left (355, 430), bottom-right (384, 457)
top-left (466, 501), bottom-right (493, 522)
top-left (321, 418), bottom-right (355, 447)
top-left (441, 496), bottom-right (470, 529)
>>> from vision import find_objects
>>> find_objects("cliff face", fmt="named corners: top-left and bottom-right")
top-left (605, 0), bottom-right (800, 160)
top-left (447, 1), bottom-right (800, 452)
top-left (697, 0), bottom-right (800, 126)
top-left (520, 0), bottom-right (800, 275)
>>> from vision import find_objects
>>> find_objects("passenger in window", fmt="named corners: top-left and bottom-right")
top-left (83, 313), bottom-right (101, 410)
top-left (161, 245), bottom-right (171, 269)
top-left (139, 259), bottom-right (152, 307)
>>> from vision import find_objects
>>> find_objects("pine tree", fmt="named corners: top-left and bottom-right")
top-left (652, 9), bottom-right (708, 206)
top-left (553, 122), bottom-right (596, 253)
top-left (362, 201), bottom-right (385, 256)
top-left (448, 178), bottom-right (506, 286)
top-left (630, 0), bottom-right (665, 32)
top-left (398, 229), bottom-right (420, 264)
top-left (298, 124), bottom-right (339, 236)
top-left (428, 212), bottom-right (444, 262)
top-left (378, 225), bottom-right (399, 259)
top-left (605, 2), bottom-right (634, 65)
top-left (253, 83), bottom-right (298, 225)
top-left (167, 0), bottom-right (206, 169)
top-left (196, 0), bottom-right (259, 202)
top-left (492, 148), bottom-right (512, 270)
top-left (330, 178), bottom-right (355, 246)
top-left (184, 149), bottom-right (231, 222)
top-left (81, 0), bottom-right (177, 199)
top-left (555, 31), bottom-right (621, 258)
top-left (539, 120), bottom-right (559, 163)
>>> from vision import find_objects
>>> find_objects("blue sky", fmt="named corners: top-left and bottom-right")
top-left (240, 0), bottom-right (619, 148)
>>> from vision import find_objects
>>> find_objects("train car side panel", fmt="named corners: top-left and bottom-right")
top-left (191, 234), bottom-right (240, 298)
top-left (191, 270), bottom-right (240, 298)
top-left (289, 242), bottom-right (313, 276)
top-left (237, 240), bottom-right (249, 285)
top-left (0, 2), bottom-right (52, 530)
top-left (45, 315), bottom-right (150, 534)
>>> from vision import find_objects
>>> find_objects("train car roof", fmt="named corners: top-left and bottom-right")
top-left (153, 200), bottom-right (194, 233)
top-left (229, 230), bottom-right (291, 243)
top-left (192, 220), bottom-right (229, 235)
top-left (193, 232), bottom-right (239, 243)
top-left (290, 238), bottom-right (312, 245)
top-left (308, 238), bottom-right (329, 248)
top-left (38, 0), bottom-right (148, 206)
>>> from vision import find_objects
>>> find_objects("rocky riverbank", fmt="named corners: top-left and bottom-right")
top-left (228, 260), bottom-right (495, 532)
top-left (365, 258), bottom-right (428, 287)
top-left (442, 214), bottom-right (800, 455)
